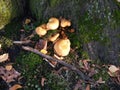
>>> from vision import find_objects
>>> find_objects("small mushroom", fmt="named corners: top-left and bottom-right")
top-left (48, 33), bottom-right (60, 42)
top-left (47, 17), bottom-right (59, 30)
top-left (35, 24), bottom-right (47, 37)
top-left (5, 64), bottom-right (13, 71)
top-left (54, 38), bottom-right (71, 56)
top-left (60, 18), bottom-right (71, 28)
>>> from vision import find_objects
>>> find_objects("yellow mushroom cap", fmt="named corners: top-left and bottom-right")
top-left (48, 33), bottom-right (60, 42)
top-left (47, 17), bottom-right (59, 30)
top-left (54, 39), bottom-right (71, 56)
top-left (35, 24), bottom-right (47, 37)
top-left (5, 64), bottom-right (13, 71)
top-left (60, 18), bottom-right (71, 28)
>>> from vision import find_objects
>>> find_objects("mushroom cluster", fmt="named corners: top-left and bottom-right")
top-left (35, 17), bottom-right (74, 67)
top-left (35, 17), bottom-right (60, 37)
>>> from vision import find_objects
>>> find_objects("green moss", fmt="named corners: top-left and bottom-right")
top-left (16, 51), bottom-right (43, 72)
top-left (15, 51), bottom-right (43, 89)
top-left (4, 19), bottom-right (22, 39)
top-left (50, 0), bottom-right (60, 7)
top-left (29, 0), bottom-right (48, 20)
top-left (0, 0), bottom-right (12, 29)
top-left (92, 68), bottom-right (109, 90)
top-left (0, 0), bottom-right (24, 29)
top-left (46, 73), bottom-right (70, 90)
top-left (79, 13), bottom-right (104, 44)
top-left (81, 51), bottom-right (89, 59)
top-left (0, 36), bottom-right (13, 49)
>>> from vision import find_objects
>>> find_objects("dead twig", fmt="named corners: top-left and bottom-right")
top-left (13, 40), bottom-right (31, 44)
top-left (22, 46), bottom-right (93, 82)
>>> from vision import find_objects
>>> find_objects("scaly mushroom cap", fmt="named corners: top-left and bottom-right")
top-left (48, 33), bottom-right (60, 42)
top-left (47, 17), bottom-right (59, 30)
top-left (35, 24), bottom-right (47, 37)
top-left (60, 18), bottom-right (71, 28)
top-left (54, 39), bottom-right (71, 56)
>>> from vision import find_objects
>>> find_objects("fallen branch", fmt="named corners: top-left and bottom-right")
top-left (22, 46), bottom-right (92, 82)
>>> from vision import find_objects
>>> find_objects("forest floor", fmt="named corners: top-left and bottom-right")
top-left (0, 17), bottom-right (120, 90)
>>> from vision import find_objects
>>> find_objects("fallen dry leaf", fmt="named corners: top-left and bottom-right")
top-left (35, 39), bottom-right (47, 51)
top-left (41, 77), bottom-right (47, 86)
top-left (24, 18), bottom-right (31, 24)
top-left (86, 84), bottom-right (90, 90)
top-left (69, 29), bottom-right (75, 33)
top-left (0, 66), bottom-right (21, 83)
top-left (97, 77), bottom-right (105, 84)
top-left (88, 68), bottom-right (97, 77)
top-left (108, 65), bottom-right (119, 73)
top-left (9, 84), bottom-right (22, 90)
top-left (0, 53), bottom-right (9, 62)
top-left (82, 60), bottom-right (91, 70)
top-left (73, 80), bottom-right (83, 90)
top-left (108, 65), bottom-right (119, 77)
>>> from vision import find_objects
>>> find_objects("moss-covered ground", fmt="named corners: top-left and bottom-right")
top-left (0, 9), bottom-right (120, 89)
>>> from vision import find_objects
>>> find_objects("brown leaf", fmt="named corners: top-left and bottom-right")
top-left (9, 84), bottom-right (22, 90)
top-left (108, 65), bottom-right (119, 73)
top-left (0, 53), bottom-right (9, 62)
top-left (24, 18), bottom-right (31, 24)
top-left (41, 77), bottom-right (47, 86)
top-left (74, 80), bottom-right (83, 90)
top-left (108, 65), bottom-right (119, 77)
top-left (69, 29), bottom-right (75, 33)
top-left (82, 60), bottom-right (90, 70)
top-left (35, 39), bottom-right (47, 51)
top-left (97, 77), bottom-right (105, 84)
top-left (86, 84), bottom-right (90, 90)
top-left (88, 68), bottom-right (97, 77)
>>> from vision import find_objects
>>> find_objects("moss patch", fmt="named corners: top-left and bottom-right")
top-left (0, 0), bottom-right (24, 29)
top-left (15, 51), bottom-right (43, 89)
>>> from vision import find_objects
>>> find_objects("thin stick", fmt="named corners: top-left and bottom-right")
top-left (22, 46), bottom-right (92, 82)
top-left (13, 40), bottom-right (31, 44)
